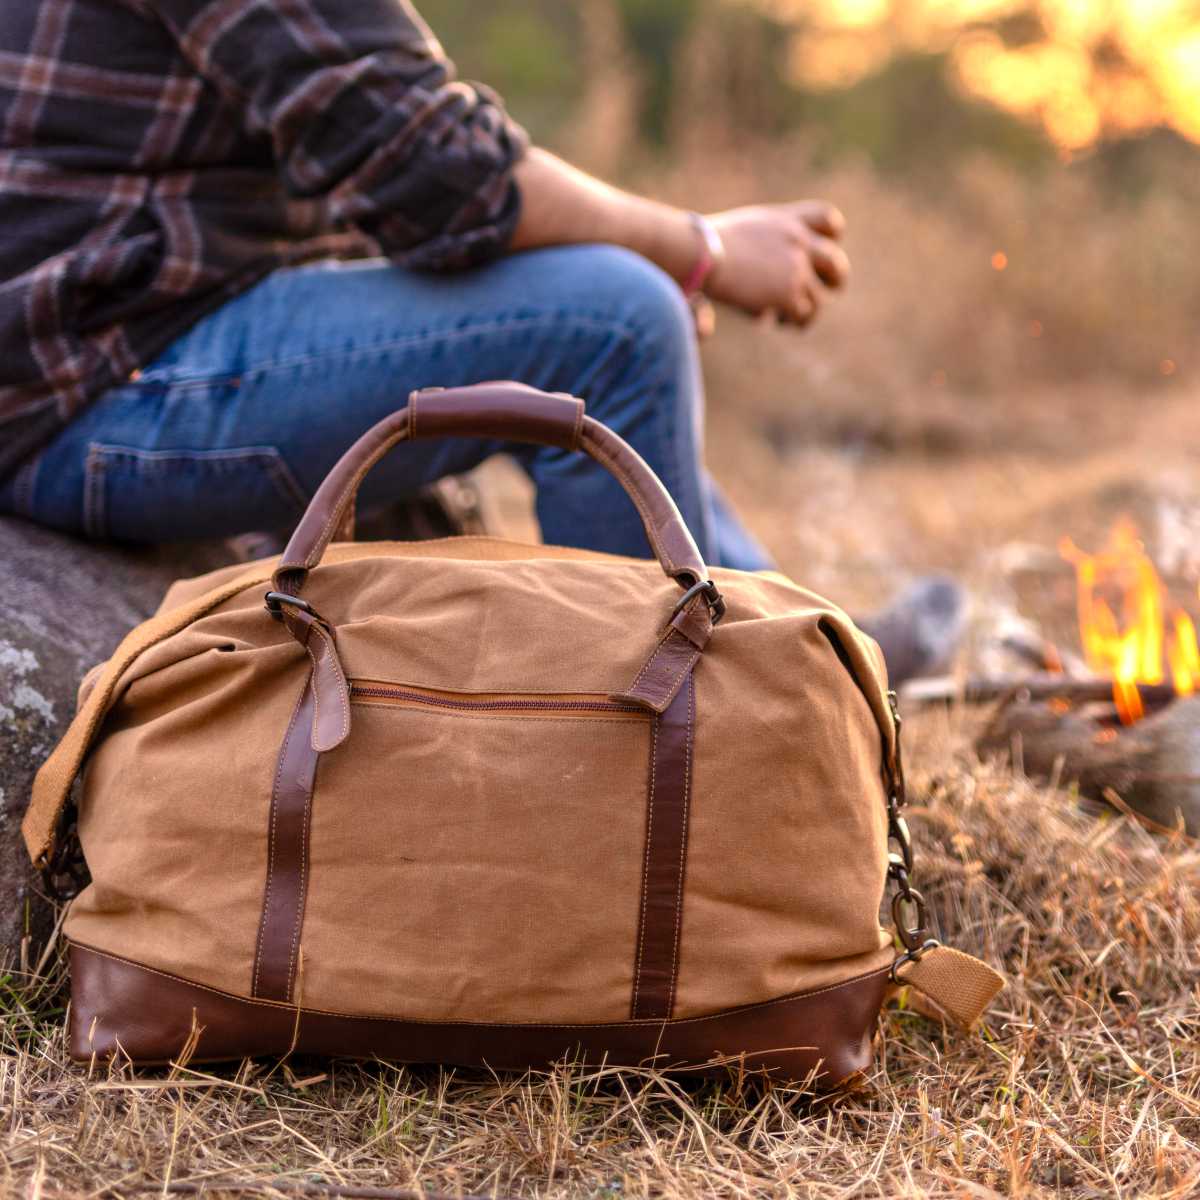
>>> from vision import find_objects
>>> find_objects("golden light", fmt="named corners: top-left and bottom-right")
top-left (991, 250), bottom-right (1009, 270)
top-left (748, 0), bottom-right (1200, 150)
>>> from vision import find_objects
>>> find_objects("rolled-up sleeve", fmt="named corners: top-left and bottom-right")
top-left (151, 0), bottom-right (528, 269)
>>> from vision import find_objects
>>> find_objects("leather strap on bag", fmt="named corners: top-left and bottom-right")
top-left (271, 383), bottom-right (725, 715)
top-left (22, 567), bottom-right (274, 870)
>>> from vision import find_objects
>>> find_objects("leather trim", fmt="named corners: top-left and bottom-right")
top-left (274, 383), bottom-right (707, 594)
top-left (410, 384), bottom-right (585, 451)
top-left (577, 418), bottom-right (703, 585)
top-left (278, 610), bottom-right (350, 753)
top-left (68, 942), bottom-right (890, 1088)
top-left (615, 620), bottom-right (706, 713)
top-left (631, 672), bottom-right (694, 1019)
top-left (252, 675), bottom-right (320, 1002)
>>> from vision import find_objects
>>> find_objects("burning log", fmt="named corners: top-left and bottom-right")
top-left (900, 673), bottom-right (1178, 709)
top-left (977, 694), bottom-right (1200, 835)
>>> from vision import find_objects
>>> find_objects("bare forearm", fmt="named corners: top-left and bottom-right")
top-left (511, 148), bottom-right (697, 283)
top-left (511, 146), bottom-right (851, 327)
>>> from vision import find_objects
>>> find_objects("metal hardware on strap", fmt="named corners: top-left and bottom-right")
top-left (41, 798), bottom-right (89, 902)
top-left (671, 579), bottom-right (726, 625)
top-left (264, 591), bottom-right (318, 622)
top-left (890, 937), bottom-right (941, 984)
top-left (885, 690), bottom-right (939, 964)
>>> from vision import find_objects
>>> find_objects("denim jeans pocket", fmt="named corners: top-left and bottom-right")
top-left (83, 444), bottom-right (309, 541)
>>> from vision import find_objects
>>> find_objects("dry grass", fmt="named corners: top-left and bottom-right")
top-left (3, 740), bottom-right (1198, 1198)
top-left (4, 150), bottom-right (1200, 1197)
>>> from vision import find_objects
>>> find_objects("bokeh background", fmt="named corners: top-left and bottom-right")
top-left (425, 0), bottom-right (1198, 631)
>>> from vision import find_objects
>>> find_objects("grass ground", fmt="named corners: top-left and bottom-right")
top-left (3, 152), bottom-right (1199, 1198)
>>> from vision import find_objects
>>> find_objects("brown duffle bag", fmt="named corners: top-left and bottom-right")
top-left (24, 382), bottom-right (1002, 1086)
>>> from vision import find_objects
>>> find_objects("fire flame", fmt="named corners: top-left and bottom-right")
top-left (1060, 517), bottom-right (1200, 724)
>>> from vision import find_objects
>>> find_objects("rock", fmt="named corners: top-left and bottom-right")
top-left (0, 517), bottom-right (237, 966)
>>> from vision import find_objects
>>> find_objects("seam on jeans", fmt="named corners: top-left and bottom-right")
top-left (262, 452), bottom-right (310, 511)
top-left (84, 443), bottom-right (311, 519)
top-left (232, 315), bottom-right (639, 383)
top-left (82, 442), bottom-right (105, 539)
top-left (86, 444), bottom-right (285, 466)
top-left (12, 457), bottom-right (39, 518)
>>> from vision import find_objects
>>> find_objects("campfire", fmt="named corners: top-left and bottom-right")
top-left (1059, 516), bottom-right (1200, 725)
top-left (905, 518), bottom-right (1200, 835)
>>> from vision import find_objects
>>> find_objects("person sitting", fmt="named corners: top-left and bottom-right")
top-left (0, 0), bottom-right (959, 681)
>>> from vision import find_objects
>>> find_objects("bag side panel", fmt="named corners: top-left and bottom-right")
top-left (65, 642), bottom-right (305, 997)
top-left (674, 607), bottom-right (893, 1018)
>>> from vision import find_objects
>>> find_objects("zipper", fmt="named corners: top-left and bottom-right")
top-left (349, 681), bottom-right (647, 720)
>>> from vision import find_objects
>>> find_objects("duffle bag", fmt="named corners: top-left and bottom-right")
top-left (24, 381), bottom-right (1002, 1085)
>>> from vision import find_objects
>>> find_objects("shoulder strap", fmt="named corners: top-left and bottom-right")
top-left (22, 568), bottom-right (273, 868)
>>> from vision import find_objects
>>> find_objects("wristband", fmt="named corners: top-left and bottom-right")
top-left (681, 212), bottom-right (725, 298)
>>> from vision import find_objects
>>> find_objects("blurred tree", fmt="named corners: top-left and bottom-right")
top-left (614, 0), bottom-right (702, 141)
top-left (415, 0), bottom-right (584, 139)
top-left (413, 0), bottom-right (1196, 178)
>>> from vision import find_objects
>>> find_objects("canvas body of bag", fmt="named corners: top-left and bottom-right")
top-left (25, 382), bottom-right (1001, 1086)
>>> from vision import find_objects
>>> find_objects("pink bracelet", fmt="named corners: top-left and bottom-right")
top-left (681, 212), bottom-right (725, 298)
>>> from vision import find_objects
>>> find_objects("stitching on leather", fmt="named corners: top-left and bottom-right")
top-left (318, 626), bottom-right (350, 744)
top-left (631, 713), bottom-right (659, 1017)
top-left (627, 595), bottom-right (707, 703)
top-left (285, 752), bottom-right (315, 999)
top-left (300, 628), bottom-right (325, 740)
top-left (654, 648), bottom-right (701, 707)
top-left (583, 434), bottom-right (679, 577)
top-left (70, 941), bottom-right (891, 1029)
top-left (627, 629), bottom-right (676, 694)
top-left (637, 641), bottom-right (700, 709)
top-left (570, 400), bottom-right (583, 451)
top-left (666, 676), bottom-right (694, 1017)
top-left (252, 678), bottom-right (307, 998)
top-left (307, 425), bottom-right (409, 570)
top-left (301, 623), bottom-right (348, 748)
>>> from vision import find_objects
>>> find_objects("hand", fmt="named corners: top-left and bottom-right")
top-left (703, 201), bottom-right (849, 327)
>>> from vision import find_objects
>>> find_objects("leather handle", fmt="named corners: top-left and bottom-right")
top-left (274, 382), bottom-right (710, 595)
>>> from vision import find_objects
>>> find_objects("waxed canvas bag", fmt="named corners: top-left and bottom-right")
top-left (25, 382), bottom-right (1002, 1086)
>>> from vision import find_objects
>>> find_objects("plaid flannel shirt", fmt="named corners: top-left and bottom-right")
top-left (0, 0), bottom-right (528, 480)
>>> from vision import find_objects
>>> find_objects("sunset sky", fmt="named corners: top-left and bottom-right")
top-left (747, 0), bottom-right (1200, 149)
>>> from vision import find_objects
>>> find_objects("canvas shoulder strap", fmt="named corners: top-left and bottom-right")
top-left (22, 567), bottom-right (273, 869)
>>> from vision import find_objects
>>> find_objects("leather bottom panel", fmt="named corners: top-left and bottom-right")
top-left (68, 942), bottom-right (890, 1088)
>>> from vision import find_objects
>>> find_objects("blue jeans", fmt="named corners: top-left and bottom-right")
top-left (0, 246), bottom-right (772, 571)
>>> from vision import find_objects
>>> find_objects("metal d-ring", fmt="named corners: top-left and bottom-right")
top-left (671, 578), bottom-right (727, 624)
top-left (264, 591), bottom-right (317, 622)
top-left (890, 937), bottom-right (942, 983)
